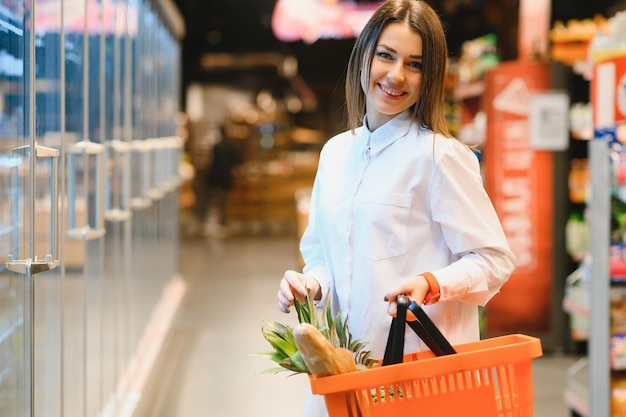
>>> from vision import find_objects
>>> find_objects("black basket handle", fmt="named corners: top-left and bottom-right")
top-left (382, 295), bottom-right (456, 366)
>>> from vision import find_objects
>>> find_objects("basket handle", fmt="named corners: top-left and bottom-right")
top-left (382, 294), bottom-right (409, 365)
top-left (382, 295), bottom-right (456, 366)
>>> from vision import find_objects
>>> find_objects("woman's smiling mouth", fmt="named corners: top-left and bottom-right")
top-left (379, 84), bottom-right (405, 97)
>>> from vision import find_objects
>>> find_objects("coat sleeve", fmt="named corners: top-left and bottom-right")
top-left (428, 141), bottom-right (516, 306)
top-left (299, 148), bottom-right (332, 304)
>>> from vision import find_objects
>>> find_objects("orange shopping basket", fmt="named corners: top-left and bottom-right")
top-left (308, 297), bottom-right (543, 417)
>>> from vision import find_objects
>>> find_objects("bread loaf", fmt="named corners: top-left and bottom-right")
top-left (293, 323), bottom-right (357, 376)
top-left (332, 347), bottom-right (358, 374)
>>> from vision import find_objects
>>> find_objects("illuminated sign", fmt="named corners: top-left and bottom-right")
top-left (271, 0), bottom-right (379, 43)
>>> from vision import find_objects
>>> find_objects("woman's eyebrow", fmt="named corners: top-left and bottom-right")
top-left (378, 44), bottom-right (423, 60)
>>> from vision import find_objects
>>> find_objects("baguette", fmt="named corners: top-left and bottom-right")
top-left (293, 323), bottom-right (357, 376)
top-left (293, 323), bottom-right (337, 376)
top-left (332, 347), bottom-right (358, 374)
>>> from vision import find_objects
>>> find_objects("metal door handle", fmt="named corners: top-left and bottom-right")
top-left (6, 143), bottom-right (60, 275)
top-left (130, 140), bottom-right (153, 209)
top-left (164, 136), bottom-right (184, 192)
top-left (147, 138), bottom-right (165, 201)
top-left (149, 137), bottom-right (184, 197)
top-left (104, 140), bottom-right (132, 222)
top-left (66, 140), bottom-right (106, 241)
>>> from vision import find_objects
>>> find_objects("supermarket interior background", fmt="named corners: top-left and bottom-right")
top-left (2, 0), bottom-right (626, 416)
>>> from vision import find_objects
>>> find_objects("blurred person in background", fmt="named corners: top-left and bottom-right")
top-left (206, 124), bottom-right (242, 237)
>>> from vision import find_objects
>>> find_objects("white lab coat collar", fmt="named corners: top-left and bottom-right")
top-left (361, 111), bottom-right (416, 158)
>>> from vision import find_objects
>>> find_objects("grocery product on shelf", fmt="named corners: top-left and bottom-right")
top-left (549, 14), bottom-right (609, 73)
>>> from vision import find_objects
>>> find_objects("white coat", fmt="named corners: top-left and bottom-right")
top-left (298, 111), bottom-right (516, 417)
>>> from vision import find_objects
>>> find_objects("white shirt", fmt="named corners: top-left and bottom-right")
top-left (299, 110), bottom-right (516, 417)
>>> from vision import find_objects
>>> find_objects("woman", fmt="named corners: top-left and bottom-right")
top-left (276, 1), bottom-right (516, 415)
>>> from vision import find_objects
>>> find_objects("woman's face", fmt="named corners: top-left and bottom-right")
top-left (361, 21), bottom-right (423, 131)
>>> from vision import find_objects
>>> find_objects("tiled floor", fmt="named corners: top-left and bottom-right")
top-left (133, 232), bottom-right (582, 417)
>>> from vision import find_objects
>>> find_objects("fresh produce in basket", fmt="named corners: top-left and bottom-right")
top-left (293, 323), bottom-right (358, 376)
top-left (254, 292), bottom-right (376, 375)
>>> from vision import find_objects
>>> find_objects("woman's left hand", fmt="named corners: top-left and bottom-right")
top-left (277, 270), bottom-right (321, 313)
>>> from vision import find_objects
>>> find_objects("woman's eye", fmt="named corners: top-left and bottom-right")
top-left (377, 51), bottom-right (392, 60)
top-left (409, 61), bottom-right (423, 70)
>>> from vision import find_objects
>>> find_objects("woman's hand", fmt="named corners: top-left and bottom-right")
top-left (384, 275), bottom-right (430, 319)
top-left (277, 270), bottom-right (322, 313)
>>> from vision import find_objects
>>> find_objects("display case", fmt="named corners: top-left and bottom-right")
top-left (0, 1), bottom-right (185, 416)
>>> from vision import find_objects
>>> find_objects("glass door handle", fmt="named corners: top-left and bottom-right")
top-left (147, 138), bottom-right (166, 201)
top-left (66, 140), bottom-right (107, 241)
top-left (147, 137), bottom-right (183, 198)
top-left (6, 143), bottom-right (60, 275)
top-left (6, 254), bottom-right (58, 275)
top-left (104, 140), bottom-right (132, 222)
top-left (130, 140), bottom-right (153, 210)
top-left (163, 136), bottom-right (184, 192)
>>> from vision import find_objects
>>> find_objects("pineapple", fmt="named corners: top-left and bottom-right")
top-left (255, 293), bottom-right (376, 375)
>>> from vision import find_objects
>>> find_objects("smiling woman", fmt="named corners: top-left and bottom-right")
top-left (274, 1), bottom-right (516, 417)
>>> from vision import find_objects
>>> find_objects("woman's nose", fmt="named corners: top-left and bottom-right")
top-left (387, 62), bottom-right (405, 83)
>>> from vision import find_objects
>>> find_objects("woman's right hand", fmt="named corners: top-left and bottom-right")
top-left (384, 275), bottom-right (430, 319)
top-left (277, 270), bottom-right (321, 313)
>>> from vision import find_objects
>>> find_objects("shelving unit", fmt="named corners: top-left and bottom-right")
top-left (559, 59), bottom-right (592, 349)
top-left (562, 10), bottom-right (626, 413)
top-left (562, 139), bottom-right (612, 417)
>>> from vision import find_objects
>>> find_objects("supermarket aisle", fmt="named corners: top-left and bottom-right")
top-left (133, 233), bottom-right (581, 417)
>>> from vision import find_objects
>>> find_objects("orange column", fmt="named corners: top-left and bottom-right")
top-left (482, 0), bottom-right (553, 336)
top-left (483, 61), bottom-right (553, 335)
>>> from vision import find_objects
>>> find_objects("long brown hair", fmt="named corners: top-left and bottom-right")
top-left (345, 0), bottom-right (451, 137)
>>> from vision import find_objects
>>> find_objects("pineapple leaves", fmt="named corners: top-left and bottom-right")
top-left (256, 292), bottom-right (376, 375)
top-left (289, 351), bottom-right (308, 372)
top-left (260, 319), bottom-right (298, 357)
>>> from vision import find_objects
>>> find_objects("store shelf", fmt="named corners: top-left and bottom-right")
top-left (563, 139), bottom-right (613, 416)
top-left (453, 81), bottom-right (485, 100)
top-left (561, 12), bottom-right (626, 413)
top-left (564, 357), bottom-right (589, 416)
top-left (563, 292), bottom-right (589, 319)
